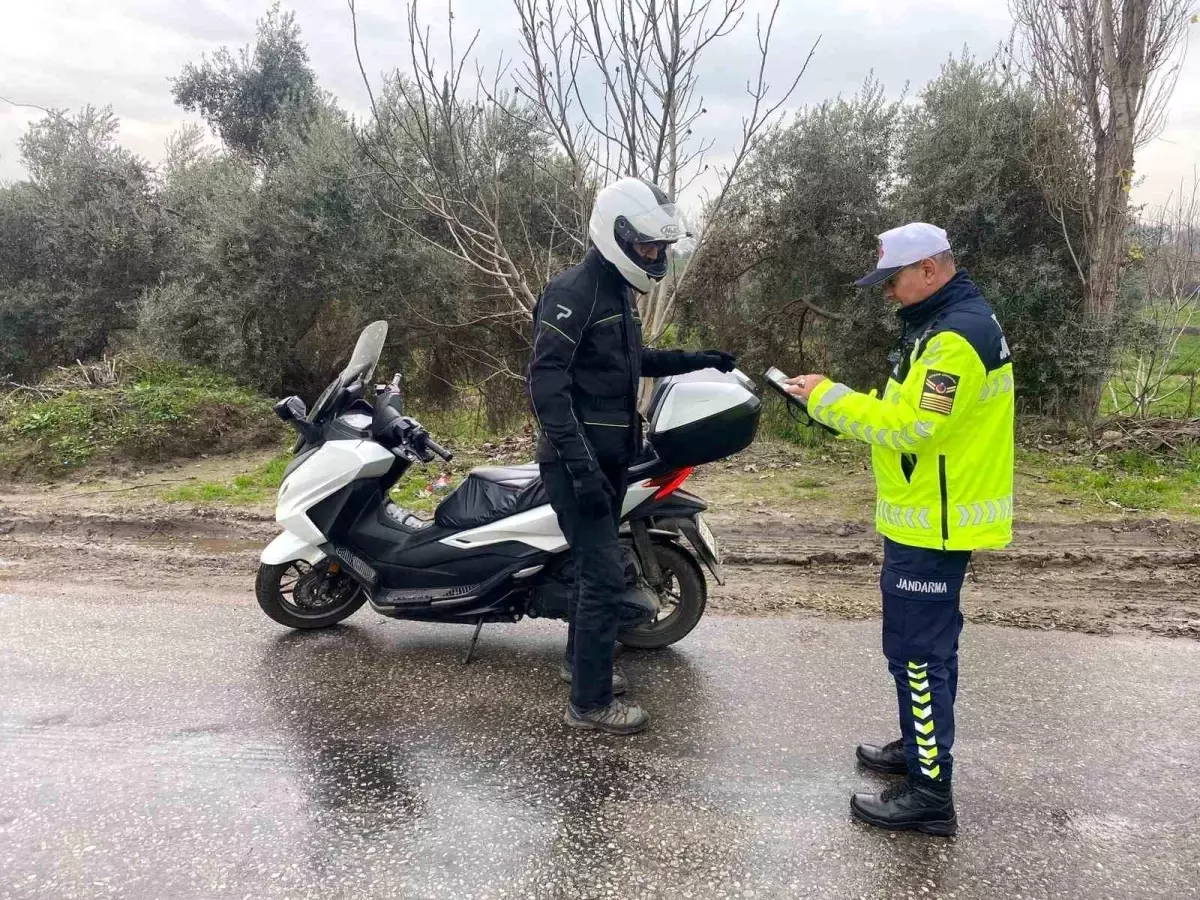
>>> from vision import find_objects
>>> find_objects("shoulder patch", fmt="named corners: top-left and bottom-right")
top-left (919, 370), bottom-right (958, 416)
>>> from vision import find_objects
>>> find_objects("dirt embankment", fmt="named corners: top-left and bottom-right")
top-left (2, 486), bottom-right (1198, 640)
top-left (705, 509), bottom-right (1200, 639)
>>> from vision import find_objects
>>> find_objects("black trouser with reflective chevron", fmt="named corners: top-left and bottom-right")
top-left (880, 538), bottom-right (972, 784)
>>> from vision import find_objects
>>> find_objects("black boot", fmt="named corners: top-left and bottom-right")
top-left (855, 738), bottom-right (907, 776)
top-left (850, 778), bottom-right (957, 836)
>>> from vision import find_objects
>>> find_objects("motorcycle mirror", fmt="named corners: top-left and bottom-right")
top-left (273, 396), bottom-right (308, 422)
top-left (375, 375), bottom-right (403, 404)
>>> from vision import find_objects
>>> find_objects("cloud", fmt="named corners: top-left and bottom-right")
top-left (0, 0), bottom-right (1195, 208)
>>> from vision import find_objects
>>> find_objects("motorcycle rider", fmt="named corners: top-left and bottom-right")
top-left (528, 177), bottom-right (736, 735)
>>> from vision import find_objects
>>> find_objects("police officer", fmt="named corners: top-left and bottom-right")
top-left (528, 177), bottom-right (736, 736)
top-left (786, 223), bottom-right (1014, 835)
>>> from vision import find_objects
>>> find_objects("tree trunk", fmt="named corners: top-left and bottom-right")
top-left (1077, 127), bottom-right (1135, 421)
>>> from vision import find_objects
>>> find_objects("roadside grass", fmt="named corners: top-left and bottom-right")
top-left (163, 452), bottom-right (291, 505)
top-left (1018, 446), bottom-right (1200, 516)
top-left (759, 400), bottom-right (835, 448)
top-left (693, 438), bottom-right (876, 518)
top-left (0, 359), bottom-right (283, 479)
top-left (1103, 371), bottom-right (1200, 419)
top-left (1166, 331), bottom-right (1200, 376)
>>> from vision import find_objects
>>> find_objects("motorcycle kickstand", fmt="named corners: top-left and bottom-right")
top-left (463, 617), bottom-right (485, 665)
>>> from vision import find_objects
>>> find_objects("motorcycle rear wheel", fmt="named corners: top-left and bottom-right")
top-left (256, 559), bottom-right (367, 629)
top-left (618, 541), bottom-right (707, 650)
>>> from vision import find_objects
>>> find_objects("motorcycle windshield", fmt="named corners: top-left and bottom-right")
top-left (342, 320), bottom-right (388, 384)
top-left (307, 321), bottom-right (389, 424)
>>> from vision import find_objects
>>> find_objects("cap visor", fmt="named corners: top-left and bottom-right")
top-left (855, 266), bottom-right (901, 287)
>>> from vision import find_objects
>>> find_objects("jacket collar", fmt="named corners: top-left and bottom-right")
top-left (586, 245), bottom-right (634, 297)
top-left (897, 269), bottom-right (978, 334)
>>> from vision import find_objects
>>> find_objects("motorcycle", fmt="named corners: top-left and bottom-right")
top-left (257, 321), bottom-right (761, 658)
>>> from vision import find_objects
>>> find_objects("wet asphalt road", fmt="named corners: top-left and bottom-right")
top-left (1, 586), bottom-right (1199, 900)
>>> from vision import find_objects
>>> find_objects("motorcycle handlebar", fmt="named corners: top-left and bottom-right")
top-left (373, 405), bottom-right (453, 462)
top-left (421, 435), bottom-right (453, 462)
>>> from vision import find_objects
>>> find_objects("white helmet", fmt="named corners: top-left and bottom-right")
top-left (588, 177), bottom-right (684, 293)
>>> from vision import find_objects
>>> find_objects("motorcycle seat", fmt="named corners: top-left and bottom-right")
top-left (434, 465), bottom-right (547, 530)
top-left (468, 464), bottom-right (540, 489)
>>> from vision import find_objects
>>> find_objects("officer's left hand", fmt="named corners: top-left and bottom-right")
top-left (785, 373), bottom-right (828, 403)
top-left (696, 350), bottom-right (737, 373)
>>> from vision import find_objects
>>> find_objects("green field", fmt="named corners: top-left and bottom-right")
top-left (1102, 327), bottom-right (1200, 418)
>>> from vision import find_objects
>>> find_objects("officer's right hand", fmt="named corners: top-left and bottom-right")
top-left (785, 373), bottom-right (828, 403)
top-left (572, 473), bottom-right (615, 520)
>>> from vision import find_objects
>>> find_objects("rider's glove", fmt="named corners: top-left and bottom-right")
top-left (572, 472), bottom-right (616, 520)
top-left (685, 350), bottom-right (737, 373)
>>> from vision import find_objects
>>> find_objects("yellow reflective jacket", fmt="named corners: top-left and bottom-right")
top-left (806, 272), bottom-right (1014, 551)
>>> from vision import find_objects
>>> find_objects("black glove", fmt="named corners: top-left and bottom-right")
top-left (690, 350), bottom-right (737, 373)
top-left (572, 472), bottom-right (615, 520)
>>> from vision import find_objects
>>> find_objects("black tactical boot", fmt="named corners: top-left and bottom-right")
top-left (856, 738), bottom-right (907, 776)
top-left (564, 698), bottom-right (650, 735)
top-left (559, 661), bottom-right (628, 695)
top-left (850, 778), bottom-right (957, 836)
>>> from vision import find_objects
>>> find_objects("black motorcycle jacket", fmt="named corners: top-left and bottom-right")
top-left (528, 247), bottom-right (705, 476)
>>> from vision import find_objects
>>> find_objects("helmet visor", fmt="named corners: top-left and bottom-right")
top-left (614, 215), bottom-right (675, 281)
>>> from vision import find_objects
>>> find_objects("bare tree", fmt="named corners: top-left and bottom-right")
top-left (1111, 174), bottom-right (1200, 417)
top-left (1009, 0), bottom-right (1195, 420)
top-left (349, 0), bottom-right (547, 317)
top-left (348, 0), bottom-right (817, 382)
top-left (512, 0), bottom-right (818, 345)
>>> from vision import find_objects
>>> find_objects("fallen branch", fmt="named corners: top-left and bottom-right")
top-left (56, 478), bottom-right (192, 498)
top-left (1094, 416), bottom-right (1200, 456)
top-left (1, 381), bottom-right (67, 401)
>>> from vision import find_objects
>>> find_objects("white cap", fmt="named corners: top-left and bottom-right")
top-left (855, 222), bottom-right (951, 287)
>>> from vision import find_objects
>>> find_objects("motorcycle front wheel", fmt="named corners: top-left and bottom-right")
top-left (256, 559), bottom-right (367, 629)
top-left (618, 541), bottom-right (707, 650)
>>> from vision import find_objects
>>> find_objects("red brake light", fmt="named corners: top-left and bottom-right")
top-left (646, 467), bottom-right (695, 500)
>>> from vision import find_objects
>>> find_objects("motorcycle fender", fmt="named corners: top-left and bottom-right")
top-left (672, 517), bottom-right (724, 585)
top-left (261, 531), bottom-right (327, 567)
top-left (627, 488), bottom-right (708, 521)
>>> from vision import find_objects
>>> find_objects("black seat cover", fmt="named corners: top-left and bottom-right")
top-left (434, 465), bottom-right (548, 530)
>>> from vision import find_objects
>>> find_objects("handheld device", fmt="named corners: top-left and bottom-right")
top-left (762, 366), bottom-right (839, 435)
top-left (763, 367), bottom-right (798, 404)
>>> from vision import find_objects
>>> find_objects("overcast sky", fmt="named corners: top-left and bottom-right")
top-left (1, 0), bottom-right (1197, 213)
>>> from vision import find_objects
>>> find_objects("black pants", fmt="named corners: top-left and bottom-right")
top-left (880, 538), bottom-right (971, 784)
top-left (540, 460), bottom-right (628, 712)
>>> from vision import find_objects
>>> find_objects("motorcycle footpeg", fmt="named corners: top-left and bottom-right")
top-left (374, 582), bottom-right (481, 607)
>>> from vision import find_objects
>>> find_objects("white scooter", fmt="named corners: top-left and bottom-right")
top-left (256, 321), bottom-right (761, 658)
